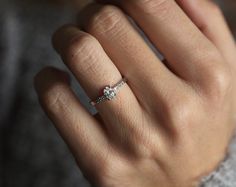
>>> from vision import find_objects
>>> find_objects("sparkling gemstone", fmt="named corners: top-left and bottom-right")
top-left (103, 86), bottom-right (116, 100)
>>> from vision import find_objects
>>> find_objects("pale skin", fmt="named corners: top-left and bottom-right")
top-left (34, 0), bottom-right (236, 186)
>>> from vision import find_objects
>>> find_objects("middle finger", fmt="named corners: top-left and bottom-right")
top-left (80, 3), bottom-right (187, 111)
top-left (98, 0), bottom-right (225, 86)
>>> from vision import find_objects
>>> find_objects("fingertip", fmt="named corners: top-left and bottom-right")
top-left (77, 2), bottom-right (104, 29)
top-left (52, 24), bottom-right (80, 54)
top-left (34, 66), bottom-right (70, 94)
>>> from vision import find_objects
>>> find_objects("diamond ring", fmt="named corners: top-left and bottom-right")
top-left (90, 78), bottom-right (127, 106)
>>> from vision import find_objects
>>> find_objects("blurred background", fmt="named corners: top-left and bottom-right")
top-left (0, 0), bottom-right (235, 187)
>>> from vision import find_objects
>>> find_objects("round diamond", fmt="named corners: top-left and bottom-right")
top-left (103, 86), bottom-right (116, 100)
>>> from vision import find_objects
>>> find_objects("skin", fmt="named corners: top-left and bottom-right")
top-left (34, 0), bottom-right (236, 186)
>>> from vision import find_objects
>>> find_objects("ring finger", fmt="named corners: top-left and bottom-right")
top-left (52, 25), bottom-right (144, 143)
top-left (79, 3), bottom-right (189, 116)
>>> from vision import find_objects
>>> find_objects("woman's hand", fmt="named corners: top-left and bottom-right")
top-left (34, 0), bottom-right (236, 186)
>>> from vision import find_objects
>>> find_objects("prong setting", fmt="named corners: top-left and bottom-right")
top-left (90, 78), bottom-right (127, 106)
top-left (103, 86), bottom-right (117, 100)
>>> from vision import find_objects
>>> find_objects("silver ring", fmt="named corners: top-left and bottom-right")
top-left (90, 77), bottom-right (127, 106)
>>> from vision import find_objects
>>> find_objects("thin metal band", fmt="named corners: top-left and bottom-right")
top-left (113, 77), bottom-right (127, 91)
top-left (90, 77), bottom-right (127, 106)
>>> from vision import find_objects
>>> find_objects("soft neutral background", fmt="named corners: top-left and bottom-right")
top-left (0, 0), bottom-right (235, 187)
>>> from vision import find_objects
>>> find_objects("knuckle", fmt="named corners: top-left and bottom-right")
top-left (163, 94), bottom-right (196, 128)
top-left (87, 5), bottom-right (123, 35)
top-left (132, 0), bottom-right (171, 16)
top-left (206, 65), bottom-right (231, 100)
top-left (66, 33), bottom-right (95, 60)
top-left (195, 48), bottom-right (231, 101)
top-left (163, 96), bottom-right (205, 137)
top-left (94, 156), bottom-right (128, 186)
top-left (65, 33), bottom-right (100, 71)
top-left (43, 85), bottom-right (68, 112)
top-left (99, 158), bottom-right (117, 178)
top-left (170, 104), bottom-right (192, 127)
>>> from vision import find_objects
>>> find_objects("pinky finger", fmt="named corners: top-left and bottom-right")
top-left (34, 67), bottom-right (111, 174)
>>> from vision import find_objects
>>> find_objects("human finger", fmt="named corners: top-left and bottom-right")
top-left (52, 25), bottom-right (144, 143)
top-left (79, 4), bottom-right (187, 112)
top-left (34, 67), bottom-right (111, 173)
top-left (96, 0), bottom-right (227, 89)
top-left (177, 0), bottom-right (236, 66)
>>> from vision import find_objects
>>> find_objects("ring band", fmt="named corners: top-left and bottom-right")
top-left (90, 77), bottom-right (127, 106)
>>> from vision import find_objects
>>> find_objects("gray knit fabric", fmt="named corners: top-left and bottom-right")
top-left (0, 1), bottom-right (235, 187)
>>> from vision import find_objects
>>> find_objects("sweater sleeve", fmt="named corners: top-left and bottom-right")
top-left (200, 133), bottom-right (236, 187)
